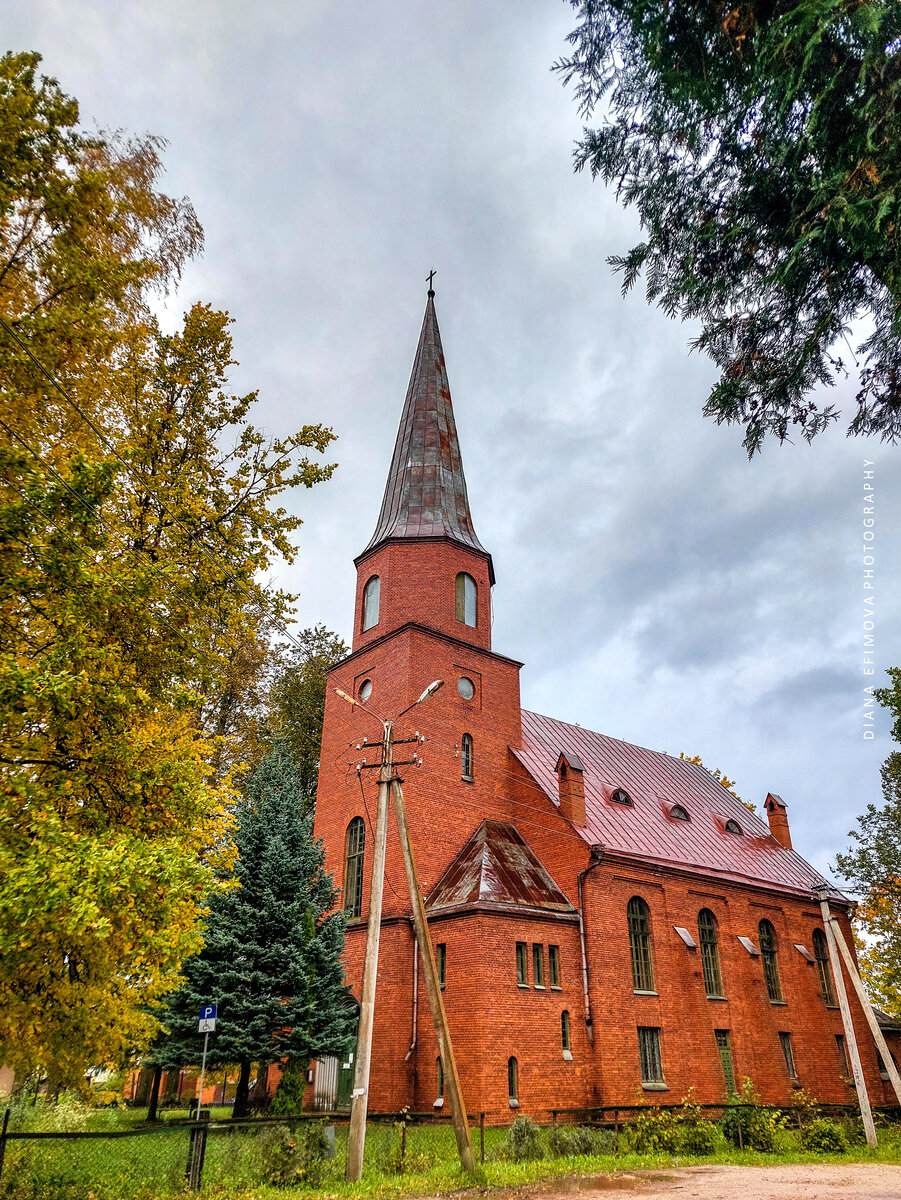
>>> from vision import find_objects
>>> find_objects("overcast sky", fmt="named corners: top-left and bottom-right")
top-left (9, 0), bottom-right (900, 883)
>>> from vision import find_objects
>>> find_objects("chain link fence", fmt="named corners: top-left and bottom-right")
top-left (0, 1102), bottom-right (897, 1198)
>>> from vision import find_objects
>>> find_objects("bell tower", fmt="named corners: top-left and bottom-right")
top-left (350, 287), bottom-right (495, 657)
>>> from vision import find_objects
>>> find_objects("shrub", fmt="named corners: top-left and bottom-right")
top-left (505, 1115), bottom-right (544, 1161)
top-left (271, 1060), bottom-right (307, 1117)
top-left (802, 1119), bottom-right (847, 1154)
top-left (630, 1108), bottom-right (681, 1155)
top-left (680, 1120), bottom-right (719, 1155)
top-left (547, 1124), bottom-right (613, 1157)
top-left (719, 1079), bottom-right (785, 1153)
top-left (257, 1121), bottom-right (331, 1186)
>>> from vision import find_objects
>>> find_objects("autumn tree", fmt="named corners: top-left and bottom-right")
top-left (836, 669), bottom-right (901, 1017)
top-left (0, 56), bottom-right (336, 1087)
top-left (268, 626), bottom-right (349, 813)
top-left (678, 752), bottom-right (755, 813)
top-left (152, 744), bottom-right (355, 1117)
top-left (556, 1), bottom-right (901, 454)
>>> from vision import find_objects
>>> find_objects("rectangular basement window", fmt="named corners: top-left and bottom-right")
top-left (548, 944), bottom-right (561, 989)
top-left (638, 1026), bottom-right (666, 1088)
top-left (779, 1032), bottom-right (799, 1083)
top-left (516, 942), bottom-right (528, 987)
top-left (533, 944), bottom-right (545, 989)
top-left (437, 943), bottom-right (446, 990)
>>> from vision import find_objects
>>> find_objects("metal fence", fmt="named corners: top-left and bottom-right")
top-left (0, 1102), bottom-right (896, 1198)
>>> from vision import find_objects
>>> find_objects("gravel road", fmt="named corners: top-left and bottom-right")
top-left (481, 1164), bottom-right (901, 1200)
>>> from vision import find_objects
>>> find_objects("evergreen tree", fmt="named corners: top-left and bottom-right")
top-left (556, 1), bottom-right (901, 454)
top-left (153, 743), bottom-right (355, 1116)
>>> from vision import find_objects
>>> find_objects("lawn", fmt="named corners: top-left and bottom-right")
top-left (2, 1109), bottom-right (901, 1200)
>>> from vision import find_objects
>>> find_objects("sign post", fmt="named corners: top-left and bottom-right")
top-left (196, 1005), bottom-right (217, 1114)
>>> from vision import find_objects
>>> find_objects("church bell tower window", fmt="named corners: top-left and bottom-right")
top-left (455, 572), bottom-right (477, 627)
top-left (362, 575), bottom-right (380, 631)
top-left (461, 733), bottom-right (473, 780)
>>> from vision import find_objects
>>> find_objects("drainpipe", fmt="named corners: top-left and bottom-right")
top-left (405, 919), bottom-right (419, 1061)
top-left (577, 845), bottom-right (604, 1047)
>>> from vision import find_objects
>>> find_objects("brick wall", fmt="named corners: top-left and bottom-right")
top-left (313, 533), bottom-right (887, 1120)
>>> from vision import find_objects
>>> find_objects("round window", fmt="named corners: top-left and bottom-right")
top-left (457, 676), bottom-right (475, 700)
top-left (358, 679), bottom-right (372, 702)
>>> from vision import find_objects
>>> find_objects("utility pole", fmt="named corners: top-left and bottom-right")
top-left (340, 681), bottom-right (464, 1180)
top-left (823, 906), bottom-right (901, 1107)
top-left (345, 721), bottom-right (392, 1182)
top-left (392, 775), bottom-right (475, 1172)
top-left (814, 886), bottom-right (877, 1146)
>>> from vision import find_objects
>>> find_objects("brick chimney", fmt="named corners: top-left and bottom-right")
top-left (556, 751), bottom-right (586, 827)
top-left (764, 793), bottom-right (792, 849)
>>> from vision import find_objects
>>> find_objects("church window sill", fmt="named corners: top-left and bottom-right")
top-left (769, 999), bottom-right (788, 1006)
top-left (706, 995), bottom-right (728, 1002)
top-left (562, 1050), bottom-right (573, 1062)
top-left (634, 990), bottom-right (659, 997)
top-left (534, 985), bottom-right (545, 991)
top-left (641, 1082), bottom-right (669, 1092)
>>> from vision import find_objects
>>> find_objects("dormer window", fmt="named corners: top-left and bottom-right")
top-left (455, 572), bottom-right (477, 627)
top-left (610, 788), bottom-right (633, 806)
top-left (724, 818), bottom-right (743, 835)
top-left (670, 805), bottom-right (690, 822)
top-left (362, 575), bottom-right (380, 631)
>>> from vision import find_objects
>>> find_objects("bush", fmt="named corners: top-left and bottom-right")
top-left (680, 1120), bottom-right (719, 1155)
top-left (802, 1119), bottom-right (847, 1154)
top-left (270, 1060), bottom-right (307, 1117)
top-left (719, 1079), bottom-right (785, 1153)
top-left (630, 1108), bottom-right (681, 1155)
top-left (547, 1124), bottom-right (613, 1157)
top-left (257, 1121), bottom-right (331, 1186)
top-left (505, 1115), bottom-right (544, 1161)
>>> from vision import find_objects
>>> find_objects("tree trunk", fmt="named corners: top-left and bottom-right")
top-left (146, 1065), bottom-right (163, 1122)
top-left (232, 1059), bottom-right (252, 1118)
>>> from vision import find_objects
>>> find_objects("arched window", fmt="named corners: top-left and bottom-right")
top-left (455, 572), bottom-right (477, 627)
top-left (461, 733), bottom-right (473, 780)
top-left (670, 804), bottom-right (690, 821)
top-left (724, 818), bottom-right (743, 835)
top-left (759, 919), bottom-right (783, 1002)
top-left (362, 575), bottom-right (380, 631)
top-left (561, 1010), bottom-right (571, 1052)
top-left (611, 788), bottom-right (633, 806)
top-left (344, 817), bottom-right (366, 918)
top-left (628, 897), bottom-right (655, 992)
top-left (507, 1056), bottom-right (519, 1105)
top-left (698, 909), bottom-right (724, 998)
top-left (813, 929), bottom-right (837, 1006)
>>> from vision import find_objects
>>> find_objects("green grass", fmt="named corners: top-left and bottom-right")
top-left (3, 1114), bottom-right (901, 1200)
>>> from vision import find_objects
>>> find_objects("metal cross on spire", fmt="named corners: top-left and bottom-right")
top-left (426, 268), bottom-right (437, 295)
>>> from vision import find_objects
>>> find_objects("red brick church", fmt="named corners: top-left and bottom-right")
top-left (311, 290), bottom-right (893, 1121)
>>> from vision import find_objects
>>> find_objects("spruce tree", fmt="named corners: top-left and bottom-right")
top-left (153, 742), bottom-right (355, 1115)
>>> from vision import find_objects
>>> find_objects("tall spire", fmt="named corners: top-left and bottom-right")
top-left (360, 291), bottom-right (492, 576)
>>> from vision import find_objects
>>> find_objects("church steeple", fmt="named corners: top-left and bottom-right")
top-left (359, 291), bottom-right (493, 582)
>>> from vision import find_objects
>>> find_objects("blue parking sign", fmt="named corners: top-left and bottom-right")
top-left (198, 1004), bottom-right (217, 1022)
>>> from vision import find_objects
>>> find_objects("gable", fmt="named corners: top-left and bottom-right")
top-left (426, 819), bottom-right (574, 914)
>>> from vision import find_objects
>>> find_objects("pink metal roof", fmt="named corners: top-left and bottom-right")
top-left (514, 710), bottom-right (844, 901)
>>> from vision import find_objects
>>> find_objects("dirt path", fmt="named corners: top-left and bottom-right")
top-left (484, 1164), bottom-right (901, 1200)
